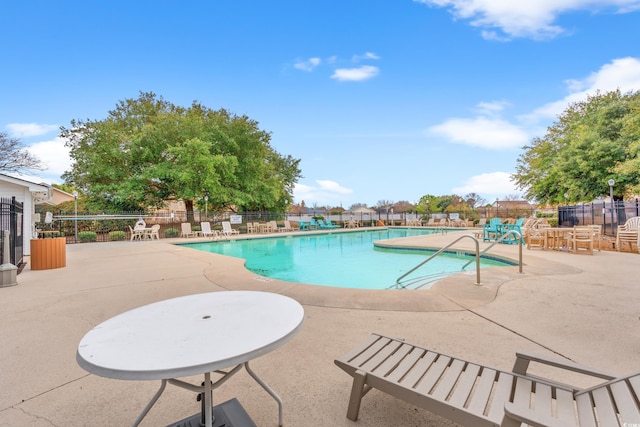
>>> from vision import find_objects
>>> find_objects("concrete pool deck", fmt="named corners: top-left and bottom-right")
top-left (1, 228), bottom-right (638, 426)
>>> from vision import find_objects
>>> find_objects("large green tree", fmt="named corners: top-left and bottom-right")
top-left (513, 89), bottom-right (640, 203)
top-left (61, 92), bottom-right (301, 213)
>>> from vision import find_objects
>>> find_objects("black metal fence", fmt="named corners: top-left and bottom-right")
top-left (39, 206), bottom-right (543, 244)
top-left (0, 197), bottom-right (24, 266)
top-left (558, 199), bottom-right (640, 235)
top-left (38, 210), bottom-right (289, 243)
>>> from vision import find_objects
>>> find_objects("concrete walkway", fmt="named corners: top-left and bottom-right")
top-left (1, 229), bottom-right (638, 426)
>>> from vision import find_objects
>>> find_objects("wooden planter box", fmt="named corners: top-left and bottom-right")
top-left (30, 237), bottom-right (67, 270)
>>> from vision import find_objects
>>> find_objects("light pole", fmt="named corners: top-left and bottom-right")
top-left (72, 191), bottom-right (78, 243)
top-left (204, 196), bottom-right (208, 221)
top-left (608, 179), bottom-right (615, 235)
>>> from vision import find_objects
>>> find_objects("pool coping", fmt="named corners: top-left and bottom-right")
top-left (189, 228), bottom-right (581, 312)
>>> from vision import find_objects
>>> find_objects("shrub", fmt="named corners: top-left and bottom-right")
top-left (192, 225), bottom-right (201, 232)
top-left (109, 230), bottom-right (126, 241)
top-left (164, 228), bottom-right (179, 238)
top-left (78, 231), bottom-right (97, 242)
top-left (547, 218), bottom-right (559, 227)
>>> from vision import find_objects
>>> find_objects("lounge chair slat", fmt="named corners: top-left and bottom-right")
top-left (387, 346), bottom-right (426, 383)
top-left (610, 380), bottom-right (640, 423)
top-left (448, 363), bottom-right (481, 408)
top-left (336, 334), bottom-right (381, 366)
top-left (431, 358), bottom-right (466, 401)
top-left (402, 351), bottom-right (438, 388)
top-left (511, 377), bottom-right (532, 410)
top-left (628, 374), bottom-right (640, 411)
top-left (556, 388), bottom-right (578, 425)
top-left (466, 368), bottom-right (496, 416)
top-left (534, 382), bottom-right (552, 415)
top-left (487, 371), bottom-right (515, 423)
top-left (362, 340), bottom-right (404, 373)
top-left (629, 373), bottom-right (640, 394)
top-left (346, 336), bottom-right (394, 369)
top-left (375, 343), bottom-right (414, 377)
top-left (415, 355), bottom-right (451, 395)
top-left (590, 386), bottom-right (618, 425)
top-left (575, 393), bottom-right (597, 427)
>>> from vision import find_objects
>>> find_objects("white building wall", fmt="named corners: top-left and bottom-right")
top-left (0, 177), bottom-right (49, 256)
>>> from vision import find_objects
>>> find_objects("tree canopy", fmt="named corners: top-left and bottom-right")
top-left (61, 92), bottom-right (302, 213)
top-left (0, 132), bottom-right (45, 174)
top-left (513, 89), bottom-right (640, 203)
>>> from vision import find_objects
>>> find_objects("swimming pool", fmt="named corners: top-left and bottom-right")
top-left (184, 229), bottom-right (513, 290)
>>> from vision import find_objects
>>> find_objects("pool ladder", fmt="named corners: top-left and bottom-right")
top-left (388, 230), bottom-right (523, 289)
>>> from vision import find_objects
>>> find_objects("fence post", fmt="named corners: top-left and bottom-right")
top-left (1, 230), bottom-right (18, 287)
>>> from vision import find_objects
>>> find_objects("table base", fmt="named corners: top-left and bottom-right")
top-left (134, 362), bottom-right (283, 427)
top-left (167, 398), bottom-right (256, 427)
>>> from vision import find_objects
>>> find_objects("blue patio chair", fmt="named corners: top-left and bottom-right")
top-left (500, 217), bottom-right (525, 244)
top-left (325, 219), bottom-right (340, 229)
top-left (482, 218), bottom-right (502, 242)
top-left (299, 221), bottom-right (310, 231)
top-left (309, 218), bottom-right (319, 229)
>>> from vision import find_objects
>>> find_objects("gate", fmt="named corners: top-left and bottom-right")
top-left (0, 197), bottom-right (24, 266)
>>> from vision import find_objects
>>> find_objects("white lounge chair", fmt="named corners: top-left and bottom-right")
top-left (200, 222), bottom-right (218, 239)
top-left (180, 222), bottom-right (196, 238)
top-left (221, 221), bottom-right (239, 237)
top-left (279, 220), bottom-right (294, 232)
top-left (335, 333), bottom-right (640, 426)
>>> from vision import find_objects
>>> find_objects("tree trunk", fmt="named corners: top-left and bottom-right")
top-left (185, 199), bottom-right (194, 222)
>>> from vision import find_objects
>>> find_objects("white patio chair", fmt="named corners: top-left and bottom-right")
top-left (221, 221), bottom-right (239, 237)
top-left (200, 222), bottom-right (218, 239)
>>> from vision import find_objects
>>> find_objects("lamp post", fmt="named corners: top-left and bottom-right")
top-left (608, 179), bottom-right (615, 235)
top-left (72, 191), bottom-right (78, 243)
top-left (204, 196), bottom-right (208, 221)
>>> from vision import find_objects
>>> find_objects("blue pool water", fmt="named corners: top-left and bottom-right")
top-left (183, 229), bottom-right (512, 290)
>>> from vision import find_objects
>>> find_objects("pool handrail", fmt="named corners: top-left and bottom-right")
top-left (391, 230), bottom-right (524, 289)
top-left (461, 229), bottom-right (523, 272)
top-left (392, 234), bottom-right (481, 288)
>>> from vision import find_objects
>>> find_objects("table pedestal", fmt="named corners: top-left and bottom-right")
top-left (167, 398), bottom-right (256, 427)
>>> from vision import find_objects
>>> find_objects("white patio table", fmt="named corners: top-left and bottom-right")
top-left (77, 291), bottom-right (304, 427)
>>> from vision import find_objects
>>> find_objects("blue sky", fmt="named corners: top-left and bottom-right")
top-left (2, 1), bottom-right (640, 209)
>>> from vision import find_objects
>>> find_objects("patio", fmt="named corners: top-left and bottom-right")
top-left (1, 230), bottom-right (638, 426)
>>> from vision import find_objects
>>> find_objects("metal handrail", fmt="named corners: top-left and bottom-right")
top-left (391, 230), bottom-right (524, 290)
top-left (392, 234), bottom-right (481, 288)
top-left (462, 229), bottom-right (523, 274)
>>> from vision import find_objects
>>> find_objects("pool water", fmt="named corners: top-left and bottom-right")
top-left (184, 229), bottom-right (512, 290)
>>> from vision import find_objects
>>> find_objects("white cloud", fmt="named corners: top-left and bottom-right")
top-left (414, 0), bottom-right (640, 40)
top-left (523, 56), bottom-right (640, 123)
top-left (452, 171), bottom-right (521, 199)
top-left (331, 65), bottom-right (380, 82)
top-left (26, 137), bottom-right (72, 178)
top-left (7, 122), bottom-right (59, 137)
top-left (352, 52), bottom-right (381, 62)
top-left (429, 116), bottom-right (530, 149)
top-left (294, 180), bottom-right (353, 206)
top-left (294, 57), bottom-right (321, 72)
top-left (429, 56), bottom-right (640, 149)
top-left (475, 100), bottom-right (510, 116)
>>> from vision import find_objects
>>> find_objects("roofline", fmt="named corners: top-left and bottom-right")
top-left (0, 173), bottom-right (50, 192)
